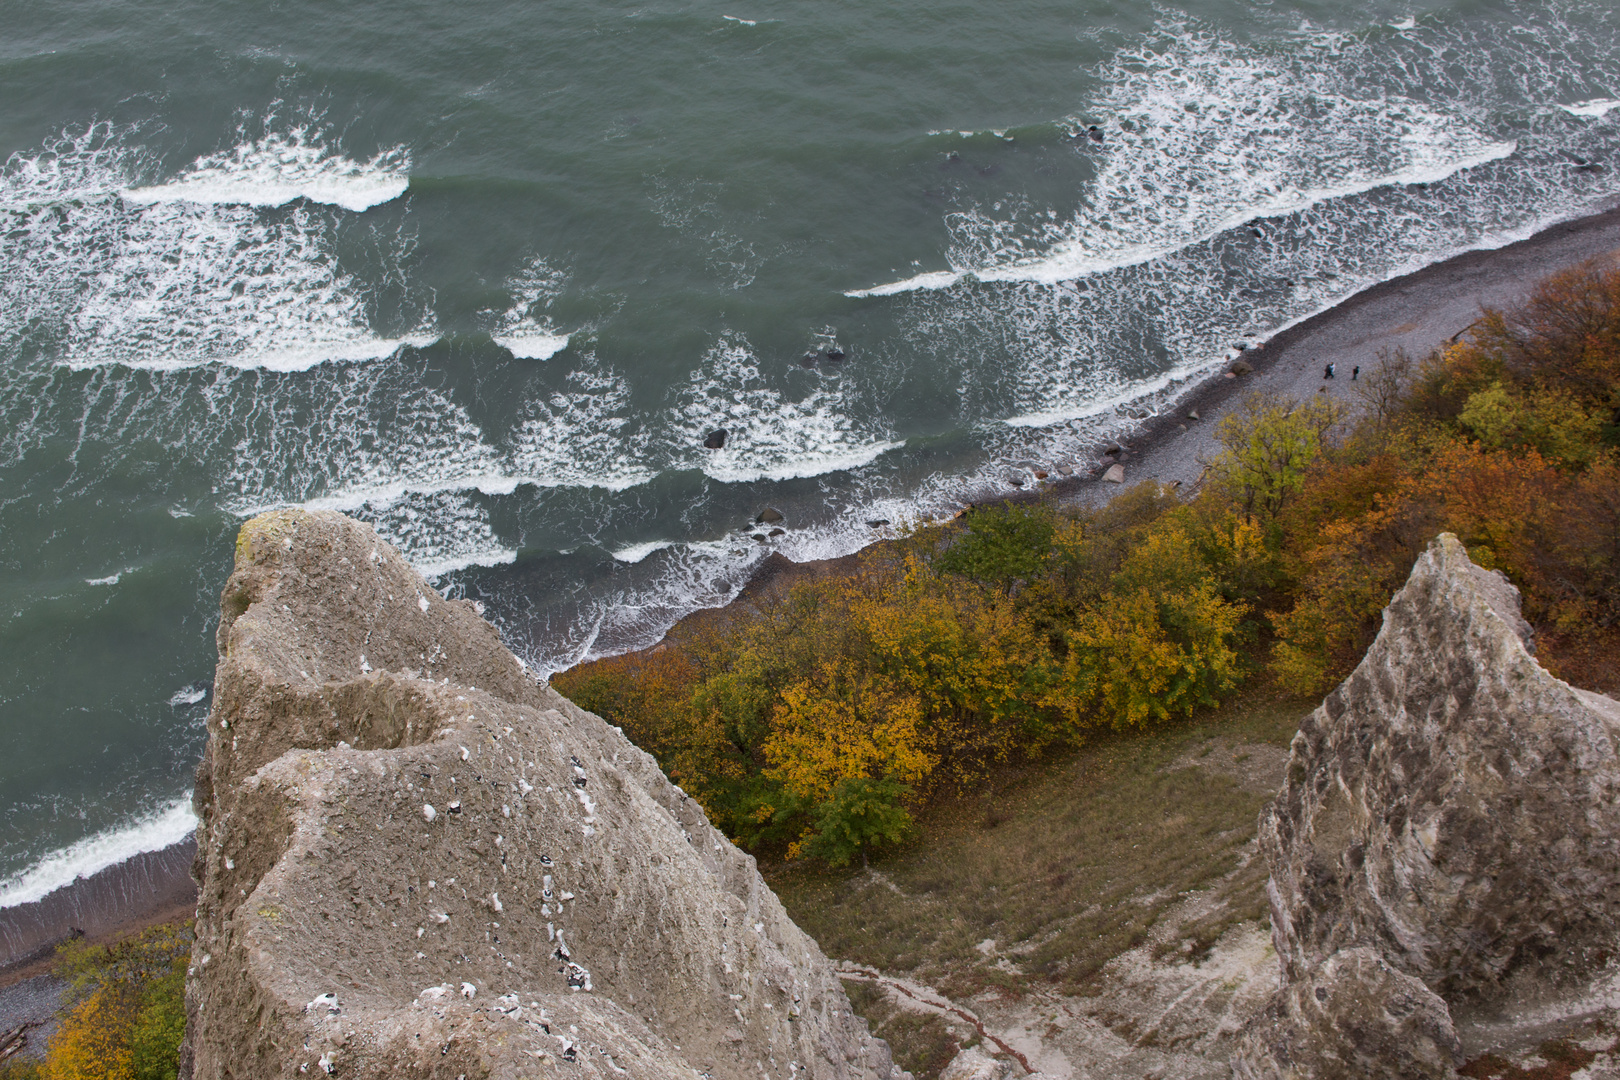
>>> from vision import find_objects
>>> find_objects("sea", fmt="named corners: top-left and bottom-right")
top-left (2, 0), bottom-right (1617, 908)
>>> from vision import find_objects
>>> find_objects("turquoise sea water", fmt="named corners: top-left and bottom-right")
top-left (2, 0), bottom-right (1618, 901)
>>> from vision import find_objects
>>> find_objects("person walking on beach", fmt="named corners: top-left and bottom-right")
top-left (1324, 362), bottom-right (1335, 379)
top-left (1352, 365), bottom-right (1360, 380)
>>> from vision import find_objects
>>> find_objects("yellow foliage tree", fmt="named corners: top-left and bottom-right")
top-left (763, 659), bottom-right (934, 802)
top-left (1211, 394), bottom-right (1345, 523)
top-left (1048, 581), bottom-right (1245, 731)
top-left (43, 985), bottom-right (138, 1080)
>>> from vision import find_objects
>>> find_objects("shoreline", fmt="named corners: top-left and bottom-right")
top-left (0, 839), bottom-right (196, 989)
top-left (1067, 199), bottom-right (1620, 500)
top-left (5, 196), bottom-right (1620, 990)
top-left (571, 197), bottom-right (1620, 655)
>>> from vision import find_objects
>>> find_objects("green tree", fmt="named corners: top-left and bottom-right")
top-left (798, 777), bottom-right (913, 867)
top-left (934, 504), bottom-right (1056, 588)
top-left (1211, 394), bottom-right (1345, 523)
top-left (128, 969), bottom-right (187, 1080)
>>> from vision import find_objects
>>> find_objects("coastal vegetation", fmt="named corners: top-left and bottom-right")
top-left (555, 258), bottom-right (1620, 870)
top-left (0, 922), bottom-right (191, 1080)
top-left (556, 259), bottom-right (1620, 869)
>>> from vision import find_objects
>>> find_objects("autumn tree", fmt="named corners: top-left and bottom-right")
top-left (1210, 394), bottom-right (1345, 524)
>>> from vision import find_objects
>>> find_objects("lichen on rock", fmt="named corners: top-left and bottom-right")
top-left (1233, 533), bottom-right (1620, 1079)
top-left (183, 508), bottom-right (904, 1080)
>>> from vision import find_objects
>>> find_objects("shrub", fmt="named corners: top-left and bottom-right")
top-left (796, 777), bottom-right (914, 867)
top-left (934, 504), bottom-right (1056, 587)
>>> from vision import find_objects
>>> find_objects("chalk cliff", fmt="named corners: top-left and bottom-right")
top-left (1233, 534), bottom-right (1620, 1078)
top-left (182, 509), bottom-right (903, 1080)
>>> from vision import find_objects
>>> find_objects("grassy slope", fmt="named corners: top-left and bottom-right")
top-left (762, 693), bottom-right (1309, 1077)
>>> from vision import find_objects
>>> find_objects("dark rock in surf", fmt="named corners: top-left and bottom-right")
top-left (768, 528), bottom-right (785, 538)
top-left (1086, 125), bottom-right (1104, 143)
top-left (799, 353), bottom-right (820, 368)
top-left (1230, 359), bottom-right (1254, 376)
top-left (704, 429), bottom-right (728, 449)
top-left (822, 347), bottom-right (846, 362)
top-left (755, 507), bottom-right (785, 525)
top-left (865, 519), bottom-right (889, 528)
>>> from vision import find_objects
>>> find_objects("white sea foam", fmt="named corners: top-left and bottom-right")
top-left (415, 547), bottom-right (519, 580)
top-left (1560, 99), bottom-right (1620, 118)
top-left (494, 332), bottom-right (571, 361)
top-left (0, 796), bottom-right (196, 910)
top-left (168, 684), bottom-right (208, 706)
top-left (0, 121), bottom-right (431, 373)
top-left (848, 30), bottom-right (1514, 297)
top-left (508, 368), bottom-right (656, 491)
top-left (668, 335), bottom-right (903, 484)
top-left (355, 490), bottom-right (518, 579)
top-left (85, 572), bottom-right (123, 586)
top-left (121, 128), bottom-right (409, 212)
top-left (611, 540), bottom-right (676, 564)
top-left (490, 255), bottom-right (574, 360)
top-left (847, 270), bottom-right (959, 298)
top-left (721, 15), bottom-right (758, 26)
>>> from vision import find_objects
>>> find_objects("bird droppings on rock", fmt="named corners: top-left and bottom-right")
top-left (185, 508), bottom-right (905, 1080)
top-left (304, 994), bottom-right (339, 1015)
